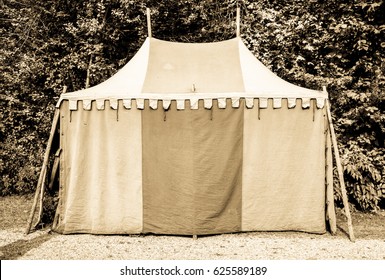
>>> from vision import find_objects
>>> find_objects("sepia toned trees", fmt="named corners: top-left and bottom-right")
top-left (1, 0), bottom-right (384, 210)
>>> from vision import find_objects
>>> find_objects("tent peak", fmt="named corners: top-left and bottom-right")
top-left (236, 7), bottom-right (241, 37)
top-left (146, 7), bottom-right (152, 38)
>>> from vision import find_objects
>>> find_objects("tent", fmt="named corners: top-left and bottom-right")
top-left (26, 12), bottom-right (354, 239)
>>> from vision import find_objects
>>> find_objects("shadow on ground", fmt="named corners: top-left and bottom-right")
top-left (0, 233), bottom-right (53, 260)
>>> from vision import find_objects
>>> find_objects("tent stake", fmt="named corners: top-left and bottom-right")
top-left (325, 98), bottom-right (355, 241)
top-left (25, 108), bottom-right (60, 234)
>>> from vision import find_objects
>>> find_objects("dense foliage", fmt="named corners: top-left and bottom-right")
top-left (1, 0), bottom-right (384, 211)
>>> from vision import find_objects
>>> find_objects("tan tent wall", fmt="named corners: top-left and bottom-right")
top-left (55, 100), bottom-right (143, 234)
top-left (142, 99), bottom-right (243, 235)
top-left (242, 99), bottom-right (326, 233)
top-left (54, 98), bottom-right (329, 235)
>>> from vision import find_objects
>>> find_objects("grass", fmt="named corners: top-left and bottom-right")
top-left (0, 195), bottom-right (34, 230)
top-left (335, 207), bottom-right (385, 240)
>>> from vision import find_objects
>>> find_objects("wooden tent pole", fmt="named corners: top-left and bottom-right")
top-left (146, 7), bottom-right (152, 38)
top-left (236, 7), bottom-right (240, 37)
top-left (47, 148), bottom-right (62, 191)
top-left (85, 54), bottom-right (93, 89)
top-left (34, 151), bottom-right (62, 229)
top-left (325, 96), bottom-right (355, 241)
top-left (325, 126), bottom-right (337, 235)
top-left (25, 108), bottom-right (60, 234)
top-left (33, 167), bottom-right (48, 229)
top-left (25, 86), bottom-right (66, 234)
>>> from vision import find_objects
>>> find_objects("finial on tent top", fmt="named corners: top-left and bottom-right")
top-left (322, 85), bottom-right (327, 93)
top-left (236, 7), bottom-right (240, 37)
top-left (146, 7), bottom-right (152, 38)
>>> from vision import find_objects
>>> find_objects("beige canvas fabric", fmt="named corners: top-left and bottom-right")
top-left (142, 99), bottom-right (242, 235)
top-left (142, 39), bottom-right (245, 93)
top-left (54, 98), bottom-right (329, 234)
top-left (56, 37), bottom-right (327, 106)
top-left (56, 100), bottom-right (143, 234)
top-left (242, 99), bottom-right (326, 233)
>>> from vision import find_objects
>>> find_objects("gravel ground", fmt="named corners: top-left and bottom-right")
top-left (1, 228), bottom-right (384, 260)
top-left (0, 229), bottom-right (43, 247)
top-left (2, 196), bottom-right (385, 261)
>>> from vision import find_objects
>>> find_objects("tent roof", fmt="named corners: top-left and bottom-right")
top-left (57, 37), bottom-right (327, 109)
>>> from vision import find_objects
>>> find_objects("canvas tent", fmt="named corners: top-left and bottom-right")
top-left (50, 36), bottom-right (334, 235)
top-left (26, 13), bottom-right (354, 239)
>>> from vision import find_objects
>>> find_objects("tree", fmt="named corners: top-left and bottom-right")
top-left (1, 0), bottom-right (384, 211)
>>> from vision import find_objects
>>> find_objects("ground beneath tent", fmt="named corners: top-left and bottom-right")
top-left (1, 195), bottom-right (384, 260)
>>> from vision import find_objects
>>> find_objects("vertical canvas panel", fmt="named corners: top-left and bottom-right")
top-left (55, 101), bottom-right (143, 234)
top-left (142, 101), bottom-right (195, 234)
top-left (142, 99), bottom-right (243, 235)
top-left (242, 99), bottom-right (326, 233)
top-left (192, 99), bottom-right (243, 234)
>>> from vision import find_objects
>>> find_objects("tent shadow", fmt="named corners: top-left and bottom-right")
top-left (0, 233), bottom-right (53, 260)
top-left (336, 225), bottom-right (350, 238)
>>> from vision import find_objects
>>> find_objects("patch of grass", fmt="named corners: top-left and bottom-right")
top-left (0, 195), bottom-right (33, 230)
top-left (336, 207), bottom-right (385, 240)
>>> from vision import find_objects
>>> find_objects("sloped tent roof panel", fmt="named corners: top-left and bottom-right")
top-left (57, 37), bottom-right (327, 107)
top-left (142, 38), bottom-right (245, 93)
top-left (237, 40), bottom-right (322, 98)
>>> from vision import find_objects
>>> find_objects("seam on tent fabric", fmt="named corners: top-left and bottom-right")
top-left (257, 99), bottom-right (261, 120)
top-left (240, 99), bottom-right (244, 232)
top-left (139, 99), bottom-right (145, 233)
top-left (313, 99), bottom-right (316, 122)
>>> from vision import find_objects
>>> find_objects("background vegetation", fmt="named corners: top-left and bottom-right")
top-left (1, 0), bottom-right (384, 211)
